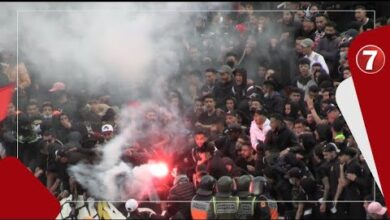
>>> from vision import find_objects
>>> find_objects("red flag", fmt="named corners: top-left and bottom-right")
top-left (0, 83), bottom-right (15, 122)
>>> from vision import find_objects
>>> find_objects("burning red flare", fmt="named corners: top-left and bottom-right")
top-left (149, 162), bottom-right (169, 178)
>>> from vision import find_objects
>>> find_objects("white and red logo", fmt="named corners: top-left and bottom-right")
top-left (356, 45), bottom-right (386, 74)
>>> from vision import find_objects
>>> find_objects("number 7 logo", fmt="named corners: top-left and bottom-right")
top-left (356, 45), bottom-right (385, 74)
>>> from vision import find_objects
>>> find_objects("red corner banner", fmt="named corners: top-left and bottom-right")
top-left (0, 157), bottom-right (60, 219)
top-left (348, 26), bottom-right (390, 206)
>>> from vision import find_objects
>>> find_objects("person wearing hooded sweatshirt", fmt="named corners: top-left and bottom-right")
top-left (214, 65), bottom-right (234, 109)
top-left (296, 58), bottom-right (317, 99)
top-left (222, 157), bottom-right (243, 178)
top-left (231, 68), bottom-right (248, 106)
top-left (249, 109), bottom-right (271, 151)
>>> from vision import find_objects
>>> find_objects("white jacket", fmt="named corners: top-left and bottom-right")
top-left (250, 119), bottom-right (271, 150)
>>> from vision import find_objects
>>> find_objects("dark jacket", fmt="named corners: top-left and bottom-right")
top-left (263, 125), bottom-right (299, 153)
top-left (263, 92), bottom-right (285, 115)
top-left (167, 176), bottom-right (195, 219)
top-left (214, 80), bottom-right (234, 109)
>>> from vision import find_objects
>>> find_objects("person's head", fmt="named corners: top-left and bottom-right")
top-left (325, 104), bottom-right (340, 124)
top-left (198, 141), bottom-right (215, 161)
top-left (145, 109), bottom-right (158, 122)
top-left (294, 118), bottom-right (308, 136)
top-left (263, 80), bottom-right (277, 95)
top-left (225, 111), bottom-right (239, 126)
top-left (286, 167), bottom-right (303, 186)
top-left (240, 142), bottom-right (253, 160)
top-left (308, 85), bottom-right (320, 99)
top-left (7, 102), bottom-right (16, 117)
top-left (321, 88), bottom-right (333, 102)
top-left (203, 94), bottom-right (216, 112)
top-left (270, 113), bottom-right (284, 131)
top-left (233, 68), bottom-right (247, 86)
top-left (289, 88), bottom-right (302, 103)
top-left (26, 101), bottom-right (40, 118)
top-left (194, 129), bottom-right (209, 147)
top-left (59, 113), bottom-right (71, 128)
top-left (225, 53), bottom-right (238, 69)
top-left (343, 67), bottom-right (351, 79)
top-left (322, 143), bottom-right (338, 162)
top-left (284, 103), bottom-right (291, 116)
top-left (302, 18), bottom-right (315, 33)
top-left (204, 68), bottom-right (217, 85)
top-left (225, 97), bottom-right (236, 112)
top-left (298, 57), bottom-right (311, 76)
top-left (194, 98), bottom-right (204, 113)
top-left (339, 147), bottom-right (357, 164)
top-left (218, 65), bottom-right (233, 84)
top-left (227, 124), bottom-right (242, 141)
top-left (253, 109), bottom-right (267, 126)
top-left (102, 124), bottom-right (114, 141)
top-left (301, 38), bottom-right (314, 56)
top-left (355, 5), bottom-right (368, 23)
top-left (250, 98), bottom-right (263, 112)
top-left (315, 14), bottom-right (328, 31)
top-left (295, 36), bottom-right (305, 54)
top-left (41, 102), bottom-right (53, 119)
top-left (282, 11), bottom-right (294, 24)
top-left (324, 21), bottom-right (337, 39)
top-left (309, 4), bottom-right (319, 16)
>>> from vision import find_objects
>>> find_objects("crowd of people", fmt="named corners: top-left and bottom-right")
top-left (1, 2), bottom-right (389, 220)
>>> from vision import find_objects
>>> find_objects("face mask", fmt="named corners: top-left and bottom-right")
top-left (226, 60), bottom-right (235, 69)
top-left (325, 33), bottom-right (335, 39)
top-left (32, 124), bottom-right (41, 134)
top-left (289, 178), bottom-right (296, 185)
top-left (43, 115), bottom-right (52, 119)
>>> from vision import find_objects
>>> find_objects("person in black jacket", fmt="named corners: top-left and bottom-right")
top-left (213, 65), bottom-right (234, 109)
top-left (262, 80), bottom-right (284, 115)
top-left (263, 113), bottom-right (300, 155)
top-left (196, 141), bottom-right (229, 180)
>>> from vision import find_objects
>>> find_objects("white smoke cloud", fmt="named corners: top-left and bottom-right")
top-left (0, 2), bottom-right (230, 201)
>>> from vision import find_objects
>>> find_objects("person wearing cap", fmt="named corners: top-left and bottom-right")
top-left (366, 201), bottom-right (388, 220)
top-left (191, 175), bottom-right (216, 220)
top-left (214, 65), bottom-right (234, 109)
top-left (235, 175), bottom-right (257, 219)
top-left (249, 109), bottom-right (271, 151)
top-left (231, 68), bottom-right (248, 106)
top-left (262, 79), bottom-right (284, 115)
top-left (209, 176), bottom-right (240, 219)
top-left (306, 96), bottom-right (341, 125)
top-left (300, 37), bottom-right (329, 75)
top-left (316, 21), bottom-right (340, 79)
top-left (337, 147), bottom-right (367, 219)
top-left (296, 57), bottom-right (317, 99)
top-left (101, 124), bottom-right (114, 142)
top-left (48, 81), bottom-right (78, 119)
